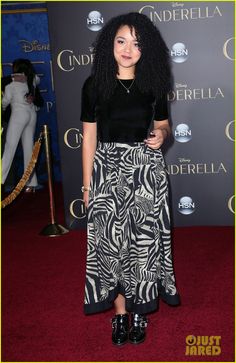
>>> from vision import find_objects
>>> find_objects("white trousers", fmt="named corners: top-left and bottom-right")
top-left (2, 105), bottom-right (38, 187)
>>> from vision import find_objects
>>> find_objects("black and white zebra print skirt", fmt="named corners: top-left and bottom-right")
top-left (84, 141), bottom-right (180, 314)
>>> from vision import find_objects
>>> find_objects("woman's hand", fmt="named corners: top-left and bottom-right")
top-left (83, 190), bottom-right (90, 209)
top-left (144, 129), bottom-right (167, 149)
top-left (26, 95), bottom-right (34, 104)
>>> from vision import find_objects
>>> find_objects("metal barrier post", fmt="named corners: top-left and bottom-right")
top-left (40, 125), bottom-right (69, 237)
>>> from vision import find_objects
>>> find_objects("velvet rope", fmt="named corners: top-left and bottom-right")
top-left (1, 134), bottom-right (43, 208)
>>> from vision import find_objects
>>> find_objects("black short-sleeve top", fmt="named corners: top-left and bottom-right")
top-left (80, 76), bottom-right (168, 142)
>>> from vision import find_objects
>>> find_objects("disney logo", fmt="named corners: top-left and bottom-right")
top-left (19, 40), bottom-right (50, 53)
top-left (176, 83), bottom-right (188, 88)
top-left (172, 2), bottom-right (185, 7)
top-left (178, 158), bottom-right (191, 163)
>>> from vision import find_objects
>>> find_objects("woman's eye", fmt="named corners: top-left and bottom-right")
top-left (134, 43), bottom-right (140, 48)
top-left (117, 40), bottom-right (124, 44)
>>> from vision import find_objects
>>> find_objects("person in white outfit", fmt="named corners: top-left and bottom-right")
top-left (2, 59), bottom-right (40, 192)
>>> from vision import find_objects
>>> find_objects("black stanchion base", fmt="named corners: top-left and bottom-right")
top-left (39, 223), bottom-right (69, 237)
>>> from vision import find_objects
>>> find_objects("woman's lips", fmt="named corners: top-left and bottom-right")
top-left (121, 55), bottom-right (132, 60)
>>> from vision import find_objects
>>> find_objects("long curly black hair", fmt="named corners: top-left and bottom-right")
top-left (91, 12), bottom-right (171, 100)
top-left (12, 58), bottom-right (36, 97)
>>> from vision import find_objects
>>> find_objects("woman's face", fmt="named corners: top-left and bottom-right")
top-left (113, 25), bottom-right (141, 74)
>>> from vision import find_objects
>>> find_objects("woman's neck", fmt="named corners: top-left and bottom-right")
top-left (117, 68), bottom-right (135, 80)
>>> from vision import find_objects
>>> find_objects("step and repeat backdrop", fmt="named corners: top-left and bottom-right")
top-left (47, 1), bottom-right (234, 229)
top-left (2, 1), bottom-right (61, 183)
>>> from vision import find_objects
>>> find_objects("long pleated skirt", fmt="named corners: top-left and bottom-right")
top-left (84, 141), bottom-right (180, 314)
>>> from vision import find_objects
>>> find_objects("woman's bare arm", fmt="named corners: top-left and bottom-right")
top-left (82, 122), bottom-right (97, 207)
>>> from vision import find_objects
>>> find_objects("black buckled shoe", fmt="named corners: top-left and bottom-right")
top-left (129, 313), bottom-right (148, 344)
top-left (111, 313), bottom-right (129, 346)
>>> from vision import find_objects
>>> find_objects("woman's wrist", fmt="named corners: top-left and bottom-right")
top-left (156, 128), bottom-right (169, 139)
top-left (162, 128), bottom-right (169, 138)
top-left (154, 127), bottom-right (169, 138)
top-left (81, 185), bottom-right (91, 192)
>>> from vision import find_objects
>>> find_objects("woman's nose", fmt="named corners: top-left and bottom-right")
top-left (124, 43), bottom-right (132, 52)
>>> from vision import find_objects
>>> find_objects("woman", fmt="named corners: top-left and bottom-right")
top-left (81, 12), bottom-right (180, 346)
top-left (2, 59), bottom-right (40, 192)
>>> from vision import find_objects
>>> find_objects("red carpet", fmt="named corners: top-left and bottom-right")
top-left (1, 184), bottom-right (235, 362)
